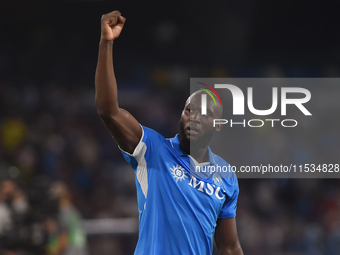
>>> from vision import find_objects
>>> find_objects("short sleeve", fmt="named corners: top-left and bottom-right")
top-left (119, 126), bottom-right (165, 201)
top-left (120, 126), bottom-right (164, 166)
top-left (218, 178), bottom-right (239, 219)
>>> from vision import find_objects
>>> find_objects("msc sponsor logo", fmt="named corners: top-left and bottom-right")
top-left (170, 165), bottom-right (188, 182)
top-left (188, 175), bottom-right (225, 200)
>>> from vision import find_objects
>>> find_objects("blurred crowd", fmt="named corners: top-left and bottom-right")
top-left (0, 176), bottom-right (88, 255)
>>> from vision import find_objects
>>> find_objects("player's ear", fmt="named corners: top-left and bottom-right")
top-left (214, 124), bottom-right (222, 132)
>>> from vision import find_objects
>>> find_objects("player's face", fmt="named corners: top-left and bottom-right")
top-left (180, 92), bottom-right (221, 143)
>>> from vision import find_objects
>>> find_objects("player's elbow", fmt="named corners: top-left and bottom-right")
top-left (96, 109), bottom-right (118, 121)
top-left (95, 98), bottom-right (119, 117)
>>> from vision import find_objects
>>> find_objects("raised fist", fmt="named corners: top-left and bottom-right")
top-left (101, 10), bottom-right (126, 41)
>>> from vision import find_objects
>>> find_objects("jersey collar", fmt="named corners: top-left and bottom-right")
top-left (170, 134), bottom-right (187, 156)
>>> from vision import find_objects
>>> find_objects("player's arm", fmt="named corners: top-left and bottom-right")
top-left (95, 10), bottom-right (142, 154)
top-left (214, 217), bottom-right (244, 255)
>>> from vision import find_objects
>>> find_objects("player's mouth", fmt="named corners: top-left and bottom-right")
top-left (187, 125), bottom-right (200, 136)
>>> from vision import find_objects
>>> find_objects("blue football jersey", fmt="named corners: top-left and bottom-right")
top-left (121, 126), bottom-right (239, 255)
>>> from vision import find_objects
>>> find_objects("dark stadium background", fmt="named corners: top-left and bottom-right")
top-left (1, 0), bottom-right (340, 254)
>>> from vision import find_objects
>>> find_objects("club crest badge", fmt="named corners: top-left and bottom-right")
top-left (212, 173), bottom-right (223, 186)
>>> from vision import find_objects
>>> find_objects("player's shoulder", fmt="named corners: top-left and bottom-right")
top-left (211, 151), bottom-right (238, 182)
top-left (211, 151), bottom-right (231, 167)
top-left (121, 126), bottom-right (167, 160)
top-left (141, 125), bottom-right (167, 144)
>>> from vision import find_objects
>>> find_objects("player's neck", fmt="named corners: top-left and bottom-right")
top-left (190, 146), bottom-right (209, 163)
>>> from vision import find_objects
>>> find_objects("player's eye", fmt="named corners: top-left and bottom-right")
top-left (202, 111), bottom-right (213, 119)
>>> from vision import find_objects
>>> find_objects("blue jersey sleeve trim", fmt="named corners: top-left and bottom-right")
top-left (119, 124), bottom-right (144, 157)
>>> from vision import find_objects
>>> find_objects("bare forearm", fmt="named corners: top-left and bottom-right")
top-left (219, 245), bottom-right (244, 255)
top-left (95, 40), bottom-right (119, 116)
top-left (218, 244), bottom-right (243, 255)
top-left (215, 218), bottom-right (243, 255)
